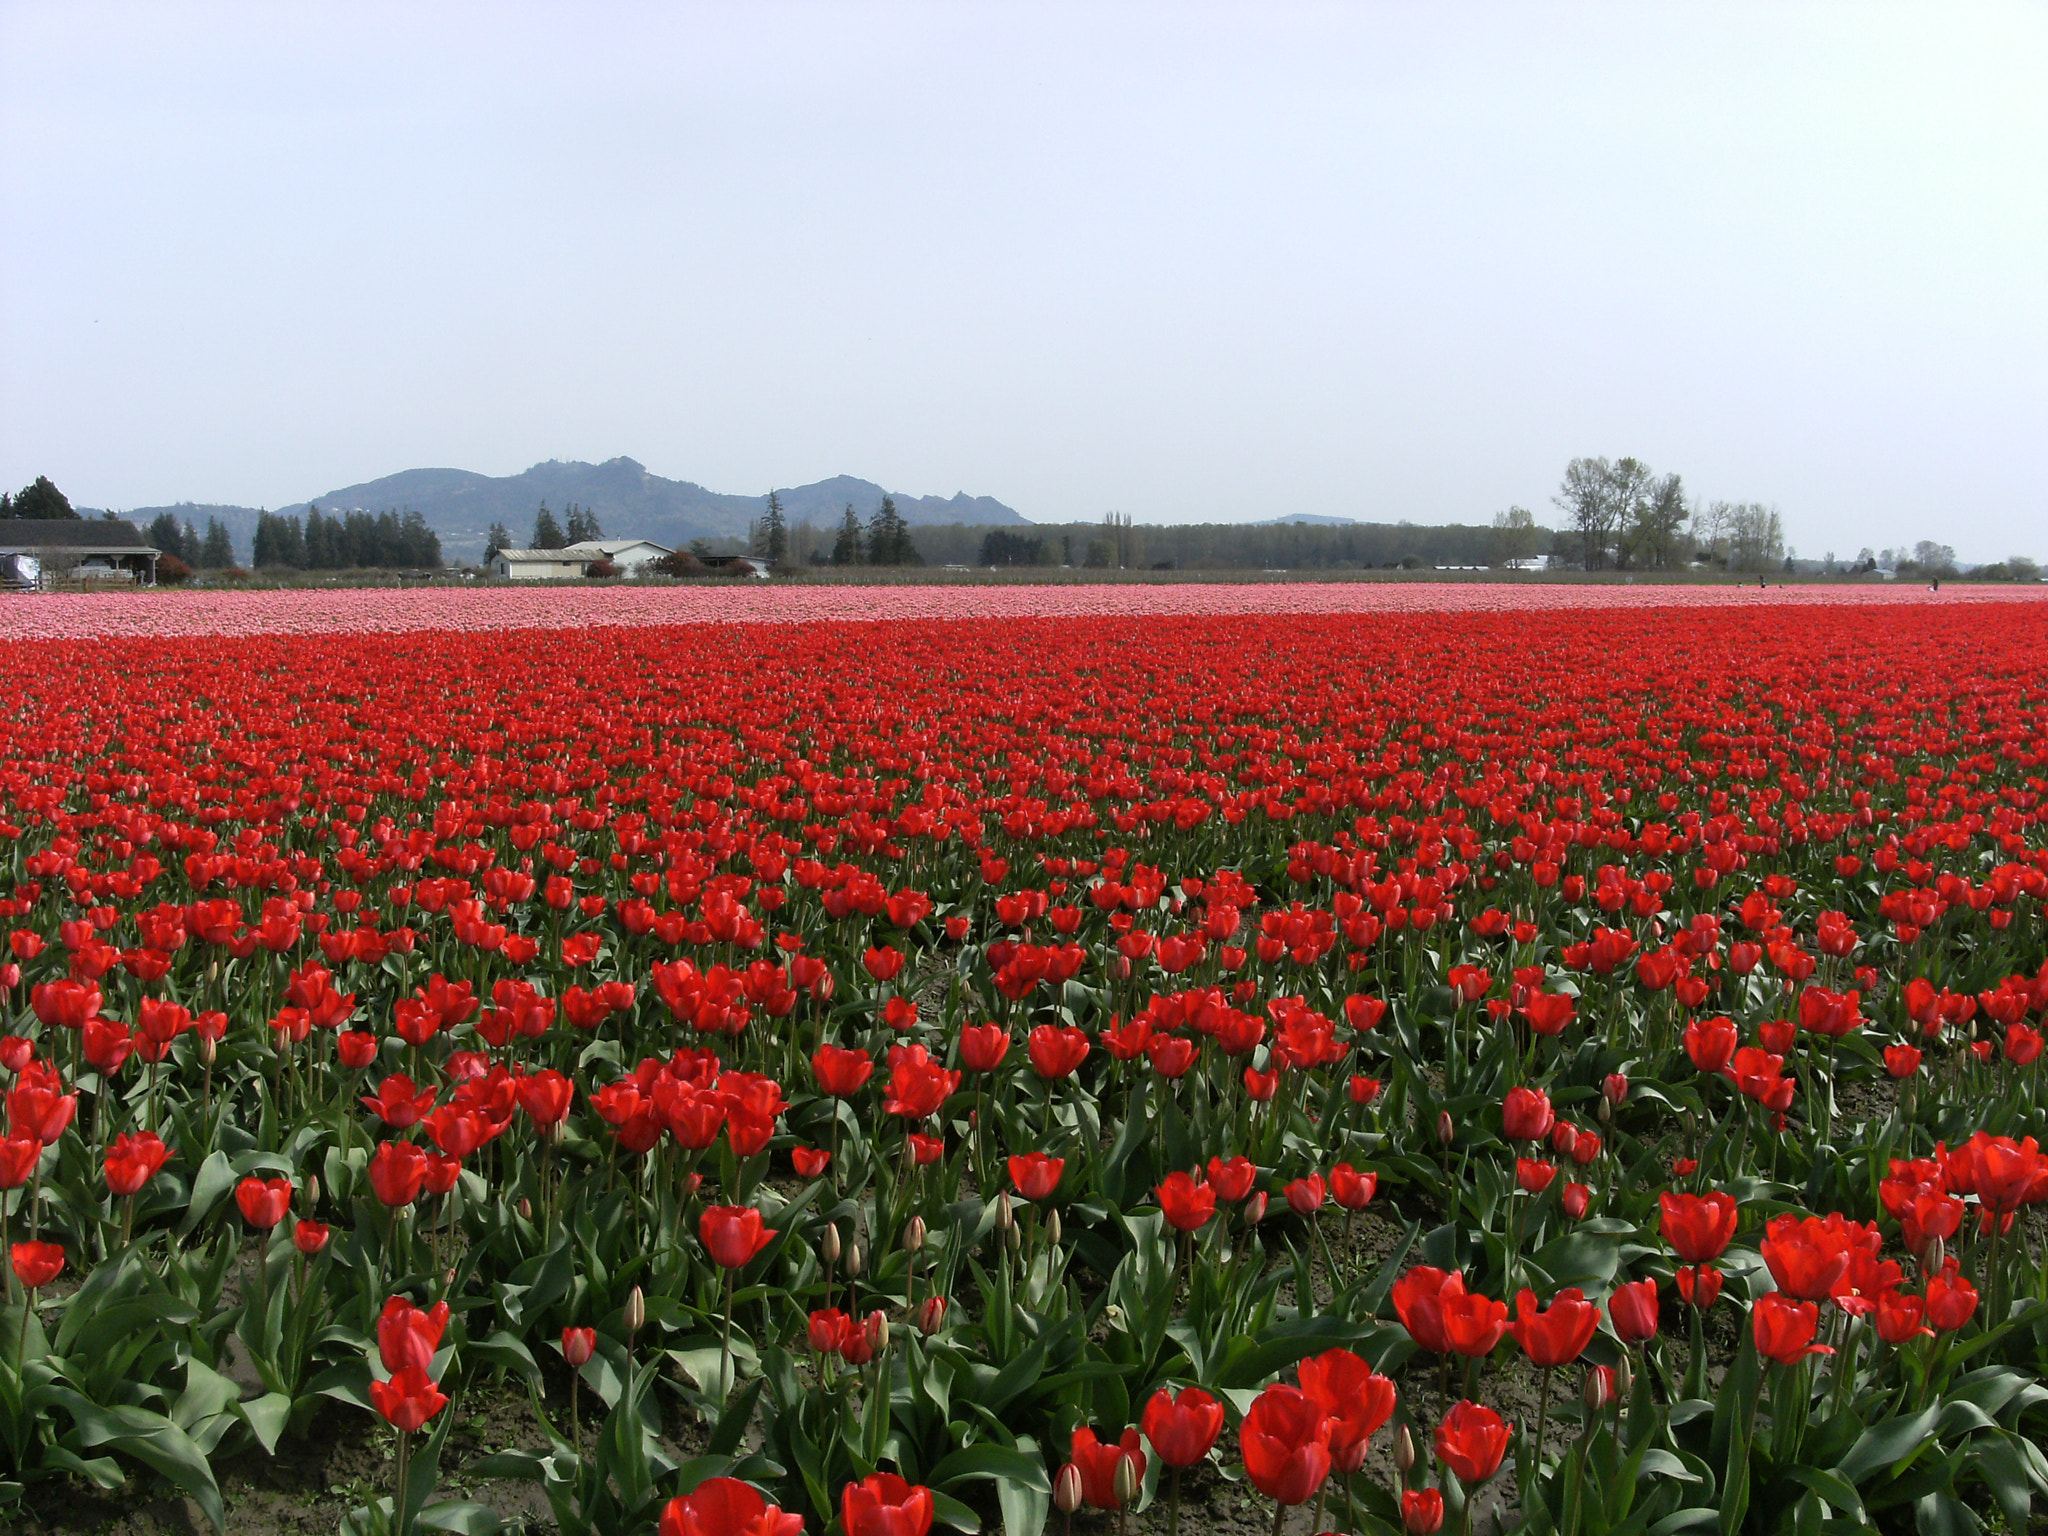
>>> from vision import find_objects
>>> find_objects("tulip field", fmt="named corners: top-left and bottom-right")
top-left (3, 586), bottom-right (2048, 1536)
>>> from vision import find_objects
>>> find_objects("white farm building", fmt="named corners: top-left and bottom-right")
top-left (489, 539), bottom-right (672, 580)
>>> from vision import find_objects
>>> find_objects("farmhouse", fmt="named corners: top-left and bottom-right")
top-left (0, 519), bottom-right (163, 588)
top-left (489, 538), bottom-right (672, 580)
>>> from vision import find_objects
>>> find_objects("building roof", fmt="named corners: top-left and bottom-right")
top-left (0, 518), bottom-right (160, 556)
top-left (492, 548), bottom-right (590, 563)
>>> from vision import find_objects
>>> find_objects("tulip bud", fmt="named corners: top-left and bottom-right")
top-left (545, 1119), bottom-right (564, 1145)
top-left (518, 1197), bottom-right (533, 1221)
top-left (916, 1294), bottom-right (948, 1335)
top-left (208, 959), bottom-right (220, 984)
top-left (1054, 1463), bottom-right (1084, 1516)
top-left (445, 1266), bottom-right (457, 1288)
top-left (1006, 1222), bottom-right (1022, 1252)
top-left (304, 1174), bottom-right (321, 1210)
top-left (1243, 1191), bottom-right (1268, 1226)
top-left (863, 1310), bottom-right (889, 1354)
top-left (1582, 1364), bottom-right (1614, 1413)
top-left (1602, 1072), bottom-right (1628, 1107)
top-left (1395, 1423), bottom-right (1416, 1473)
top-left (623, 1285), bottom-right (645, 1336)
top-left (845, 1241), bottom-right (865, 1277)
top-left (1436, 1110), bottom-right (1454, 1147)
top-left (821, 1223), bottom-right (843, 1266)
top-left (1113, 1452), bottom-right (1141, 1509)
top-left (1925, 1236), bottom-right (1945, 1276)
top-left (562, 1326), bottom-right (596, 1367)
top-left (903, 1216), bottom-right (926, 1253)
top-left (1613, 1350), bottom-right (1632, 1403)
top-left (199, 1034), bottom-right (217, 1067)
top-left (1045, 1210), bottom-right (1062, 1250)
top-left (996, 1192), bottom-right (1014, 1232)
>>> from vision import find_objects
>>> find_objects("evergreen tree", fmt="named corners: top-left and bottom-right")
top-left (564, 504), bottom-right (603, 544)
top-left (182, 519), bottom-right (200, 558)
top-left (484, 522), bottom-right (513, 562)
top-left (8, 476), bottom-right (76, 520)
top-left (757, 491), bottom-right (788, 564)
top-left (865, 495), bottom-right (921, 566)
top-left (832, 504), bottom-right (865, 565)
top-left (146, 512), bottom-right (187, 559)
top-left (201, 518), bottom-right (235, 568)
top-left (532, 503), bottom-right (566, 549)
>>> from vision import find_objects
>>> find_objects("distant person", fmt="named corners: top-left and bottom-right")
top-left (1931, 578), bottom-right (1940, 591)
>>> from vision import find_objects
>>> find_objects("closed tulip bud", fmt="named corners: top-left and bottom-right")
top-left (845, 1242), bottom-right (865, 1277)
top-left (1395, 1423), bottom-right (1416, 1472)
top-left (1243, 1190), bottom-right (1268, 1226)
top-left (1045, 1210), bottom-right (1062, 1249)
top-left (996, 1192), bottom-right (1014, 1231)
top-left (200, 1035), bottom-right (217, 1067)
top-left (304, 1175), bottom-right (320, 1209)
top-left (1597, 1097), bottom-right (1612, 1125)
top-left (822, 1223), bottom-right (842, 1265)
top-left (1613, 1351), bottom-right (1632, 1403)
top-left (1006, 1223), bottom-right (1022, 1252)
top-left (1582, 1364), bottom-right (1614, 1413)
top-left (1437, 1110), bottom-right (1454, 1146)
top-left (903, 1216), bottom-right (926, 1253)
top-left (1054, 1463), bottom-right (1084, 1515)
top-left (545, 1120), bottom-right (564, 1145)
top-left (623, 1286), bottom-right (645, 1336)
top-left (445, 1266), bottom-right (457, 1288)
top-left (916, 1295), bottom-right (948, 1335)
top-left (1113, 1453), bottom-right (1141, 1509)
top-left (518, 1197), bottom-right (533, 1221)
top-left (1925, 1237), bottom-right (1945, 1276)
top-left (864, 1311), bottom-right (889, 1354)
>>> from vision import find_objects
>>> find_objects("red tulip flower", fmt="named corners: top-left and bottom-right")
top-left (294, 1219), bottom-right (331, 1256)
top-left (1760, 1214), bottom-right (1852, 1301)
top-left (1329, 1163), bottom-right (1376, 1210)
top-left (1141, 1385), bottom-right (1226, 1467)
top-left (1510, 1287), bottom-right (1600, 1367)
top-left (1502, 1086), bottom-right (1554, 1142)
top-left (1433, 1400), bottom-right (1511, 1486)
top-left (812, 1045), bottom-right (874, 1097)
top-left (1008, 1152), bottom-right (1065, 1202)
top-left (958, 1023), bottom-right (1011, 1072)
top-left (701, 1205), bottom-right (778, 1269)
top-left (1028, 1025), bottom-right (1089, 1081)
top-left (515, 1068), bottom-right (574, 1128)
top-left (1207, 1155), bottom-right (1258, 1202)
top-left (1608, 1278), bottom-right (1660, 1344)
top-left (1925, 1259), bottom-right (1978, 1331)
top-left (1392, 1266), bottom-right (1462, 1354)
top-left (1157, 1172), bottom-right (1218, 1232)
top-left (10, 1239), bottom-right (64, 1288)
top-left (103, 1130), bottom-right (171, 1197)
top-left (1239, 1383), bottom-right (1333, 1506)
top-left (1070, 1426), bottom-right (1146, 1509)
top-left (1297, 1347), bottom-right (1396, 1471)
top-left (659, 1477), bottom-right (805, 1536)
top-left (1659, 1190), bottom-right (1738, 1263)
top-left (368, 1139), bottom-right (428, 1207)
top-left (378, 1295), bottom-right (451, 1373)
top-left (1752, 1293), bottom-right (1833, 1364)
top-left (1440, 1286), bottom-right (1509, 1358)
top-left (1283, 1173), bottom-right (1325, 1216)
top-left (1402, 1488), bottom-right (1445, 1535)
top-left (841, 1472), bottom-right (935, 1536)
top-left (235, 1176), bottom-right (292, 1230)
top-left (370, 1364), bottom-right (448, 1434)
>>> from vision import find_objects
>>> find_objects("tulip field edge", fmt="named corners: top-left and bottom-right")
top-left (1, 598), bottom-right (2046, 1536)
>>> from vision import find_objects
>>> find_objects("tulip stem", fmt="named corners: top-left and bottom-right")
top-left (720, 1265), bottom-right (736, 1398)
top-left (1533, 1367), bottom-right (1552, 1466)
top-left (1168, 1467), bottom-right (1182, 1536)
top-left (1269, 1494), bottom-right (1287, 1536)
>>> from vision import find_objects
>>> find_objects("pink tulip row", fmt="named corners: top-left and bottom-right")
top-left (3, 580), bottom-right (2040, 642)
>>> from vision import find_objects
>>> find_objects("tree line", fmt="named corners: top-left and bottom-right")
top-left (759, 495), bottom-right (924, 568)
top-left (250, 507), bottom-right (443, 570)
top-left (145, 513), bottom-right (238, 570)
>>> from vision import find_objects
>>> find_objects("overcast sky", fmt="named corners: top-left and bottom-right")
top-left (3, 3), bottom-right (2044, 558)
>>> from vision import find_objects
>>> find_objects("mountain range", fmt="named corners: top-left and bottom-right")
top-left (101, 458), bottom-right (1027, 561)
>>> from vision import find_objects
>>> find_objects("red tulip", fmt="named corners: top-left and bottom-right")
top-left (369, 1364), bottom-right (447, 1433)
top-left (1760, 1214), bottom-right (1852, 1301)
top-left (10, 1239), bottom-right (64, 1288)
top-left (1925, 1259), bottom-right (1978, 1331)
top-left (1752, 1293), bottom-right (1832, 1364)
top-left (958, 1023), bottom-right (1011, 1072)
top-left (701, 1205), bottom-right (777, 1269)
top-left (293, 1219), bottom-right (330, 1256)
top-left (791, 1146), bottom-right (831, 1179)
top-left (1675, 1264), bottom-right (1723, 1309)
top-left (377, 1295), bottom-right (450, 1373)
top-left (1608, 1277), bottom-right (1660, 1343)
top-left (1329, 1162), bottom-right (1376, 1210)
top-left (515, 1068), bottom-right (574, 1128)
top-left (103, 1130), bottom-right (171, 1197)
top-left (1069, 1426), bottom-right (1146, 1509)
top-left (1659, 1190), bottom-right (1738, 1263)
top-left (659, 1477), bottom-right (805, 1536)
top-left (1433, 1400), bottom-right (1511, 1486)
top-left (812, 1044), bottom-right (874, 1097)
top-left (1141, 1385), bottom-right (1226, 1468)
top-left (1157, 1171), bottom-right (1217, 1232)
top-left (235, 1176), bottom-right (292, 1230)
top-left (1239, 1383), bottom-right (1332, 1506)
top-left (368, 1139), bottom-right (428, 1207)
top-left (1283, 1173), bottom-right (1325, 1216)
top-left (1296, 1348), bottom-right (1396, 1471)
top-left (1510, 1287), bottom-right (1600, 1367)
top-left (1392, 1266), bottom-right (1460, 1354)
top-left (1440, 1286), bottom-right (1509, 1357)
top-left (1502, 1086), bottom-right (1554, 1142)
top-left (1207, 1155), bottom-right (1258, 1202)
top-left (1028, 1025), bottom-right (1090, 1080)
top-left (1402, 1488), bottom-right (1445, 1535)
top-left (841, 1473), bottom-right (935, 1536)
top-left (1008, 1152), bottom-right (1065, 1202)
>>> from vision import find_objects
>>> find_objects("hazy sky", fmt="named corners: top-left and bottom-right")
top-left (4, 3), bottom-right (2044, 558)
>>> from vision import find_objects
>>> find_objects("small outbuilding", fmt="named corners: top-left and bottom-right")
top-left (0, 520), bottom-right (162, 588)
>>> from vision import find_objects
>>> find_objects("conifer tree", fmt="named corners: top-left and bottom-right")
top-left (831, 503), bottom-right (865, 565)
top-left (758, 491), bottom-right (789, 564)
top-left (532, 503), bottom-right (566, 549)
top-left (201, 518), bottom-right (235, 568)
